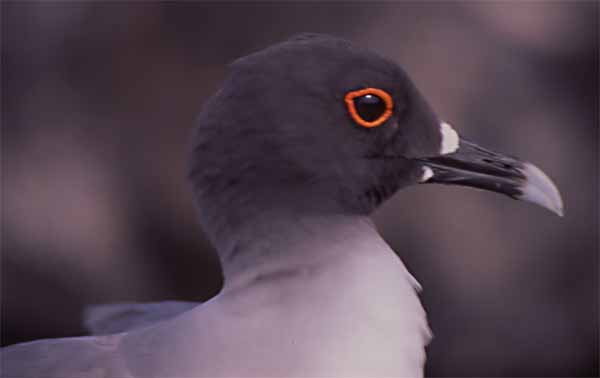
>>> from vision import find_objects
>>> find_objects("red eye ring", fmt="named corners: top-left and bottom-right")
top-left (344, 88), bottom-right (393, 128)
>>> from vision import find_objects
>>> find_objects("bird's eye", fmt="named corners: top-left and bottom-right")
top-left (344, 88), bottom-right (393, 128)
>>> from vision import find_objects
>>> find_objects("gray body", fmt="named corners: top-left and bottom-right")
top-left (3, 216), bottom-right (430, 377)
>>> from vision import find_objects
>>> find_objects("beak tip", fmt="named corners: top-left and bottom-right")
top-left (547, 202), bottom-right (565, 218)
top-left (517, 162), bottom-right (564, 218)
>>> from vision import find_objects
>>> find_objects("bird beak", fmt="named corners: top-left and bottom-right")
top-left (417, 137), bottom-right (564, 217)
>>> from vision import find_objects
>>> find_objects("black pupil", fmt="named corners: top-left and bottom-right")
top-left (353, 94), bottom-right (386, 122)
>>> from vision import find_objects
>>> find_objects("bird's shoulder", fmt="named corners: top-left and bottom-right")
top-left (1, 333), bottom-right (130, 378)
top-left (83, 300), bottom-right (199, 335)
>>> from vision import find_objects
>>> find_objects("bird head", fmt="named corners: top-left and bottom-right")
top-left (190, 34), bottom-right (562, 240)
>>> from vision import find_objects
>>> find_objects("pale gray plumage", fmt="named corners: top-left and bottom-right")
top-left (3, 217), bottom-right (431, 377)
top-left (1, 33), bottom-right (562, 378)
top-left (84, 301), bottom-right (198, 335)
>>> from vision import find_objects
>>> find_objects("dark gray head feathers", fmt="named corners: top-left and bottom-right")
top-left (189, 34), bottom-right (443, 244)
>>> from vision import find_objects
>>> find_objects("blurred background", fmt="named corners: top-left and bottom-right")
top-left (2, 2), bottom-right (597, 376)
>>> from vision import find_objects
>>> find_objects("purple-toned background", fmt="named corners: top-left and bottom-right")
top-left (2, 2), bottom-right (597, 376)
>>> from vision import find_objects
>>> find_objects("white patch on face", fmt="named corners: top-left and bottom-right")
top-left (440, 121), bottom-right (460, 155)
top-left (420, 166), bottom-right (434, 183)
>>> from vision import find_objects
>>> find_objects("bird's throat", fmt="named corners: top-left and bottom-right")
top-left (215, 212), bottom-right (383, 292)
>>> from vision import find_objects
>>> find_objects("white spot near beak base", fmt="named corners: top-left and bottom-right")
top-left (440, 121), bottom-right (460, 155)
top-left (420, 166), bottom-right (434, 183)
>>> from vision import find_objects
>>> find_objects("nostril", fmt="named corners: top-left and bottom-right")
top-left (482, 158), bottom-right (513, 170)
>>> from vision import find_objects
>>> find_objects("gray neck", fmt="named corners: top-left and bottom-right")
top-left (208, 206), bottom-right (382, 291)
top-left (189, 157), bottom-right (377, 289)
top-left (189, 117), bottom-right (385, 289)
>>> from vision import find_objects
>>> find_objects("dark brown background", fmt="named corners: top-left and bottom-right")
top-left (2, 2), bottom-right (598, 377)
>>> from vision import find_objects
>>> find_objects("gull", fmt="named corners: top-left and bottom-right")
top-left (1, 33), bottom-right (563, 378)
